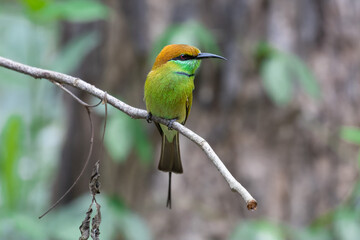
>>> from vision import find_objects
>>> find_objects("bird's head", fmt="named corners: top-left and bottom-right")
top-left (151, 44), bottom-right (226, 74)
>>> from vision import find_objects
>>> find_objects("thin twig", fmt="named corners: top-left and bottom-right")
top-left (53, 81), bottom-right (103, 107)
top-left (39, 107), bottom-right (95, 219)
top-left (0, 56), bottom-right (257, 210)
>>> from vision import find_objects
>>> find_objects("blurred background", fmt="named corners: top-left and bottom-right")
top-left (1, 0), bottom-right (360, 239)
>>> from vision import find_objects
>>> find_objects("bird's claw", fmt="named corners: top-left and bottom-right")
top-left (167, 119), bottom-right (177, 130)
top-left (146, 113), bottom-right (153, 123)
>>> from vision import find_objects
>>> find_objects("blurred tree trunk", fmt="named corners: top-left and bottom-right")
top-left (52, 22), bottom-right (106, 203)
top-left (52, 0), bottom-right (151, 207)
top-left (53, 0), bottom-right (360, 239)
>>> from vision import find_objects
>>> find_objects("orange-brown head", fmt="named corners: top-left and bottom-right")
top-left (152, 44), bottom-right (226, 69)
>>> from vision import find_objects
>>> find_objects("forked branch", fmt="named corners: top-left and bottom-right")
top-left (0, 56), bottom-right (257, 210)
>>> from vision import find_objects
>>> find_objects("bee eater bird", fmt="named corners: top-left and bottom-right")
top-left (144, 44), bottom-right (226, 208)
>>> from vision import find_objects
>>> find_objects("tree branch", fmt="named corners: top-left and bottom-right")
top-left (0, 56), bottom-right (257, 210)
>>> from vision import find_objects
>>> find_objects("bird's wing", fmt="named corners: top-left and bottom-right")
top-left (183, 93), bottom-right (193, 125)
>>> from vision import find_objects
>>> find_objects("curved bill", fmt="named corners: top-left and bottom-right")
top-left (196, 52), bottom-right (227, 60)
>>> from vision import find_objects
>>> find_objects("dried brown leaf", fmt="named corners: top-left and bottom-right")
top-left (90, 161), bottom-right (101, 195)
top-left (79, 204), bottom-right (93, 240)
top-left (91, 202), bottom-right (101, 240)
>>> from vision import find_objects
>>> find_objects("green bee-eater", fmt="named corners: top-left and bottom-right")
top-left (144, 44), bottom-right (226, 208)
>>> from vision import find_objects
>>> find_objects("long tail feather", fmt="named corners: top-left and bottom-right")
top-left (158, 130), bottom-right (182, 208)
top-left (166, 172), bottom-right (172, 209)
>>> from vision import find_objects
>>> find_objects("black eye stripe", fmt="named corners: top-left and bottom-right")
top-left (171, 54), bottom-right (196, 61)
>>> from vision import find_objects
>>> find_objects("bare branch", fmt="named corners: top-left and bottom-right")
top-left (0, 56), bottom-right (257, 210)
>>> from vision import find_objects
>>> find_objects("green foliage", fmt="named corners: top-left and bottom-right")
top-left (332, 207), bottom-right (360, 240)
top-left (0, 1), bottom-right (150, 240)
top-left (106, 196), bottom-right (152, 240)
top-left (0, 112), bottom-right (64, 239)
top-left (289, 56), bottom-right (320, 99)
top-left (0, 194), bottom-right (153, 240)
top-left (52, 31), bottom-right (100, 73)
top-left (261, 54), bottom-right (293, 105)
top-left (1, 2), bottom-right (152, 238)
top-left (230, 207), bottom-right (360, 240)
top-left (104, 108), bottom-right (153, 164)
top-left (0, 13), bottom-right (99, 75)
top-left (105, 112), bottom-right (135, 162)
top-left (295, 227), bottom-right (332, 240)
top-left (21, 0), bottom-right (108, 23)
top-left (340, 126), bottom-right (360, 145)
top-left (256, 42), bottom-right (320, 106)
top-left (42, 195), bottom-right (152, 240)
top-left (0, 212), bottom-right (48, 240)
top-left (21, 0), bottom-right (50, 12)
top-left (150, 20), bottom-right (221, 63)
top-left (230, 220), bottom-right (285, 240)
top-left (0, 115), bottom-right (25, 210)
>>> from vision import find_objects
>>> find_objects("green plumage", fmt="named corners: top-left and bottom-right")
top-left (145, 60), bottom-right (199, 173)
top-left (144, 44), bottom-right (225, 208)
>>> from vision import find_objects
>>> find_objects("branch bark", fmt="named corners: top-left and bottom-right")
top-left (0, 56), bottom-right (257, 210)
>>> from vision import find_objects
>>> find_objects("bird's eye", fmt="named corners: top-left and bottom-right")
top-left (171, 54), bottom-right (193, 61)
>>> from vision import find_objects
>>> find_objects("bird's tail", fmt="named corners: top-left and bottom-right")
top-left (158, 132), bottom-right (183, 173)
top-left (158, 132), bottom-right (183, 208)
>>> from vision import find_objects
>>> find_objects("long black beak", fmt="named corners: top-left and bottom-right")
top-left (196, 52), bottom-right (227, 60)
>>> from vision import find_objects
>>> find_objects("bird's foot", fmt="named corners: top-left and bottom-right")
top-left (146, 112), bottom-right (153, 123)
top-left (167, 118), bottom-right (177, 130)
